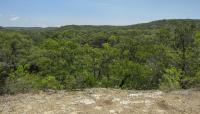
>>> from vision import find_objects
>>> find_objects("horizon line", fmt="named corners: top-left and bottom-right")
top-left (1, 18), bottom-right (200, 28)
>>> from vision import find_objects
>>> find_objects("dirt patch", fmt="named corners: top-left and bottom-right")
top-left (0, 88), bottom-right (200, 114)
top-left (157, 100), bottom-right (170, 110)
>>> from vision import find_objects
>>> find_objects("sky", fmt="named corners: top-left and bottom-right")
top-left (0, 0), bottom-right (200, 27)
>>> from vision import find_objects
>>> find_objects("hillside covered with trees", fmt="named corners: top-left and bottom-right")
top-left (1, 19), bottom-right (200, 94)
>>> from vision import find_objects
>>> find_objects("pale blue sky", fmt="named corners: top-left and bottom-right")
top-left (0, 0), bottom-right (200, 27)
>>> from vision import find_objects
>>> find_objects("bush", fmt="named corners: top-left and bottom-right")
top-left (5, 73), bottom-right (41, 94)
top-left (4, 66), bottom-right (39, 94)
top-left (108, 60), bottom-right (153, 89)
top-left (63, 75), bottom-right (76, 90)
top-left (159, 67), bottom-right (181, 91)
top-left (100, 77), bottom-right (114, 88)
top-left (40, 76), bottom-right (60, 90)
top-left (193, 71), bottom-right (200, 88)
top-left (85, 75), bottom-right (97, 88)
top-left (181, 71), bottom-right (200, 89)
top-left (5, 66), bottom-right (61, 94)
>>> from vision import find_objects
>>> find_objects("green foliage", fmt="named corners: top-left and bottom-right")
top-left (5, 66), bottom-right (60, 94)
top-left (159, 67), bottom-right (181, 90)
top-left (40, 76), bottom-right (60, 90)
top-left (63, 75), bottom-right (76, 90)
top-left (109, 60), bottom-right (153, 89)
top-left (5, 66), bottom-right (40, 94)
top-left (1, 19), bottom-right (200, 94)
top-left (181, 71), bottom-right (200, 89)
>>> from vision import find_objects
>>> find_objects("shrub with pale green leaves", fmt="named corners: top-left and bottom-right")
top-left (159, 67), bottom-right (181, 90)
top-left (5, 66), bottom-right (60, 94)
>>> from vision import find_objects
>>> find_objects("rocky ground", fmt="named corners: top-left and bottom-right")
top-left (0, 88), bottom-right (200, 114)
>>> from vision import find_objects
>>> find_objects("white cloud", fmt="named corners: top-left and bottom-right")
top-left (55, 24), bottom-right (61, 27)
top-left (10, 16), bottom-right (20, 21)
top-left (36, 23), bottom-right (47, 28)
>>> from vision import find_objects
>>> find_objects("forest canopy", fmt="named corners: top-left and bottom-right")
top-left (1, 19), bottom-right (200, 94)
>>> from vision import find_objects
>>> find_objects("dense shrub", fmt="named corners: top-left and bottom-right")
top-left (5, 66), bottom-right (60, 94)
top-left (5, 66), bottom-right (40, 94)
top-left (159, 67), bottom-right (181, 90)
top-left (1, 20), bottom-right (200, 94)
